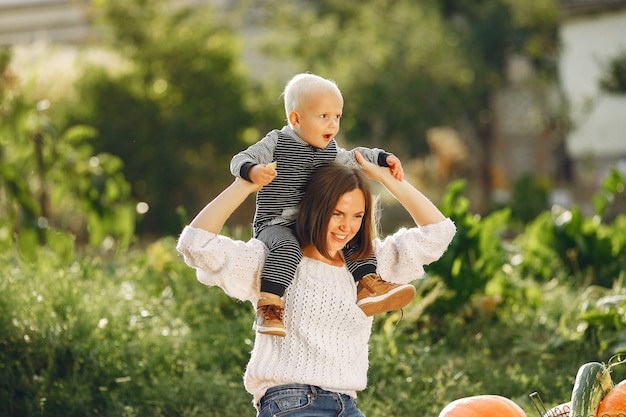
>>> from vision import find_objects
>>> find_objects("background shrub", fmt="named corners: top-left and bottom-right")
top-left (2, 173), bottom-right (625, 416)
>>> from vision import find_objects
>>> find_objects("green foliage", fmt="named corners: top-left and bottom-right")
top-left (560, 278), bottom-right (626, 356)
top-left (509, 174), bottom-right (550, 224)
top-left (2, 1), bottom-right (624, 415)
top-left (0, 238), bottom-right (254, 416)
top-left (2, 231), bottom-right (624, 416)
top-left (593, 166), bottom-right (626, 219)
top-left (0, 50), bottom-right (136, 250)
top-left (253, 0), bottom-right (560, 157)
top-left (1, 166), bottom-right (624, 415)
top-left (256, 0), bottom-right (478, 154)
top-left (600, 49), bottom-right (626, 94)
top-left (426, 179), bottom-right (511, 313)
top-left (514, 168), bottom-right (626, 288)
top-left (0, 47), bottom-right (11, 99)
top-left (8, 0), bottom-right (565, 239)
top-left (62, 0), bottom-right (254, 236)
top-left (413, 167), bottom-right (625, 324)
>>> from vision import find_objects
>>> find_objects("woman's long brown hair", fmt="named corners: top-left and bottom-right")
top-left (296, 163), bottom-right (375, 260)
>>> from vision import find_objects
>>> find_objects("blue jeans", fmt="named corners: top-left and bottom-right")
top-left (257, 384), bottom-right (366, 417)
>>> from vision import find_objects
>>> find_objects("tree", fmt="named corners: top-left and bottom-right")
top-left (57, 0), bottom-right (564, 235)
top-left (244, 0), bottom-right (562, 203)
top-left (62, 0), bottom-right (254, 235)
top-left (0, 48), bottom-right (135, 251)
top-left (600, 49), bottom-right (626, 94)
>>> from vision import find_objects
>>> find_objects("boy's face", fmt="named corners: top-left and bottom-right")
top-left (289, 90), bottom-right (343, 149)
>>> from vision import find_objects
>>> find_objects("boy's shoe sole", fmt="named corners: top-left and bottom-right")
top-left (253, 323), bottom-right (286, 337)
top-left (357, 284), bottom-right (416, 317)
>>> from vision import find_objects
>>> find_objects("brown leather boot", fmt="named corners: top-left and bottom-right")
top-left (254, 297), bottom-right (286, 337)
top-left (356, 274), bottom-right (416, 316)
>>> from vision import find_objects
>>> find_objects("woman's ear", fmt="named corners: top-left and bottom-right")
top-left (288, 110), bottom-right (301, 128)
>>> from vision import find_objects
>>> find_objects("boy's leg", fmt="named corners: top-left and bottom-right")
top-left (344, 248), bottom-right (416, 317)
top-left (255, 225), bottom-right (301, 336)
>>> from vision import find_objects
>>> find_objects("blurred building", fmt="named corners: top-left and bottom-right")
top-left (489, 54), bottom-right (567, 205)
top-left (0, 0), bottom-right (228, 45)
top-left (472, 0), bottom-right (626, 213)
top-left (0, 0), bottom-right (94, 45)
top-left (558, 0), bottom-right (626, 208)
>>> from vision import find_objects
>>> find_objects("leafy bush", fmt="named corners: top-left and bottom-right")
top-left (1, 168), bottom-right (625, 417)
top-left (600, 49), bottom-right (626, 94)
top-left (509, 174), bottom-right (551, 225)
top-left (0, 238), bottom-right (254, 416)
top-left (514, 167), bottom-right (626, 288)
top-left (426, 179), bottom-right (511, 314)
top-left (0, 49), bottom-right (136, 250)
top-left (0, 241), bottom-right (623, 417)
top-left (61, 0), bottom-right (255, 236)
top-left (427, 168), bottom-right (626, 319)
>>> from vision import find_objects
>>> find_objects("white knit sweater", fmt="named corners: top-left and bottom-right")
top-left (176, 218), bottom-right (456, 406)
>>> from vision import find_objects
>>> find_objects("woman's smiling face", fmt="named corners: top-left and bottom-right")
top-left (326, 188), bottom-right (365, 257)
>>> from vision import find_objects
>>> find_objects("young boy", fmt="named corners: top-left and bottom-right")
top-left (231, 73), bottom-right (416, 337)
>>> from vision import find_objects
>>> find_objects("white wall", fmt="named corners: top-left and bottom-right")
top-left (0, 0), bottom-right (93, 45)
top-left (559, 10), bottom-right (626, 158)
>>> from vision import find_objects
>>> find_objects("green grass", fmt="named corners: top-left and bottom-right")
top-left (1, 236), bottom-right (625, 417)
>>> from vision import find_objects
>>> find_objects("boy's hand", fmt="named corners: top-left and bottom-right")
top-left (386, 155), bottom-right (404, 181)
top-left (356, 151), bottom-right (403, 189)
top-left (355, 151), bottom-right (387, 182)
top-left (248, 162), bottom-right (277, 186)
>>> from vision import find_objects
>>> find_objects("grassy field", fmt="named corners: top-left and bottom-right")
top-left (1, 233), bottom-right (625, 417)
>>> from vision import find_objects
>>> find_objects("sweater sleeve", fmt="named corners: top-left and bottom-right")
top-left (230, 130), bottom-right (280, 178)
top-left (176, 226), bottom-right (267, 303)
top-left (374, 218), bottom-right (456, 284)
top-left (335, 145), bottom-right (386, 167)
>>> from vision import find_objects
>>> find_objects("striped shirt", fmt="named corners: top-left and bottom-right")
top-left (230, 126), bottom-right (387, 235)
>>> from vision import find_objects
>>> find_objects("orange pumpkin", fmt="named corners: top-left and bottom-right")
top-left (597, 379), bottom-right (626, 417)
top-left (438, 394), bottom-right (527, 417)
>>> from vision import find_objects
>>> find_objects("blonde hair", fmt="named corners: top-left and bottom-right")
top-left (283, 73), bottom-right (343, 126)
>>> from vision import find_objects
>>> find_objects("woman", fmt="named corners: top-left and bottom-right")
top-left (176, 152), bottom-right (456, 416)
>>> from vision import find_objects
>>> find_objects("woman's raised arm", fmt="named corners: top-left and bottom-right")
top-left (355, 151), bottom-right (446, 227)
top-left (189, 177), bottom-right (261, 233)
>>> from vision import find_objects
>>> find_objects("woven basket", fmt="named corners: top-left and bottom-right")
top-left (542, 402), bottom-right (571, 417)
